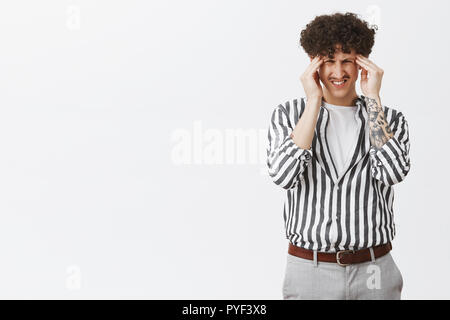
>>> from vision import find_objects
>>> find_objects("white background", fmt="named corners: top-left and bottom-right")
top-left (0, 0), bottom-right (448, 299)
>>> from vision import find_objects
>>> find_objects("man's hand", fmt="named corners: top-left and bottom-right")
top-left (300, 55), bottom-right (324, 101)
top-left (355, 54), bottom-right (384, 99)
top-left (356, 54), bottom-right (393, 149)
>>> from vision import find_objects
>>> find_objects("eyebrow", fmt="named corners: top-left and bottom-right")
top-left (324, 58), bottom-right (355, 61)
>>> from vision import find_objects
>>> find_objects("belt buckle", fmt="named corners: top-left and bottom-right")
top-left (336, 249), bottom-right (355, 266)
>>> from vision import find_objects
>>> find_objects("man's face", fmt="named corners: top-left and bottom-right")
top-left (314, 47), bottom-right (360, 100)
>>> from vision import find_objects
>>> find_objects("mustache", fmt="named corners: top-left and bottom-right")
top-left (328, 77), bottom-right (350, 81)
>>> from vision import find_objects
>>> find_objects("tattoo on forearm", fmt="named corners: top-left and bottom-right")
top-left (366, 97), bottom-right (393, 149)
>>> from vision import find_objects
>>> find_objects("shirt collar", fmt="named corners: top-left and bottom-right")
top-left (320, 94), bottom-right (367, 120)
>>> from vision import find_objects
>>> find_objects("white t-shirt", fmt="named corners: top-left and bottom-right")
top-left (322, 100), bottom-right (360, 177)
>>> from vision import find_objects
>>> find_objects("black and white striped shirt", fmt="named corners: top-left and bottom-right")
top-left (266, 95), bottom-right (411, 252)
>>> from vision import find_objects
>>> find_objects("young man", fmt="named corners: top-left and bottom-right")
top-left (267, 12), bottom-right (411, 299)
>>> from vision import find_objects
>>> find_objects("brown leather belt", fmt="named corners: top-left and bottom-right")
top-left (288, 242), bottom-right (392, 266)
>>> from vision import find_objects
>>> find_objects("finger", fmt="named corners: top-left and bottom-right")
top-left (307, 56), bottom-right (323, 73)
top-left (308, 55), bottom-right (322, 68)
top-left (356, 54), bottom-right (377, 67)
top-left (355, 58), bottom-right (377, 74)
top-left (356, 55), bottom-right (381, 72)
top-left (355, 56), bottom-right (371, 68)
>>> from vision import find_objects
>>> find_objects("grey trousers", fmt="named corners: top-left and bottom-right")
top-left (282, 249), bottom-right (403, 300)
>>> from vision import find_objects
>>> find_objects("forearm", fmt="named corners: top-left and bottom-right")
top-left (267, 99), bottom-right (316, 190)
top-left (290, 97), bottom-right (322, 150)
top-left (366, 95), bottom-right (393, 150)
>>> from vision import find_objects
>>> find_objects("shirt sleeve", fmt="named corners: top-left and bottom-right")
top-left (369, 111), bottom-right (411, 186)
top-left (266, 103), bottom-right (313, 189)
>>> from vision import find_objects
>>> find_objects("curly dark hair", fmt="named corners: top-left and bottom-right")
top-left (300, 12), bottom-right (377, 58)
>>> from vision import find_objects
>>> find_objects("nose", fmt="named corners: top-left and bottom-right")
top-left (332, 62), bottom-right (346, 79)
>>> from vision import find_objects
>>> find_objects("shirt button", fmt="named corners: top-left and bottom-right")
top-left (336, 186), bottom-right (340, 191)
